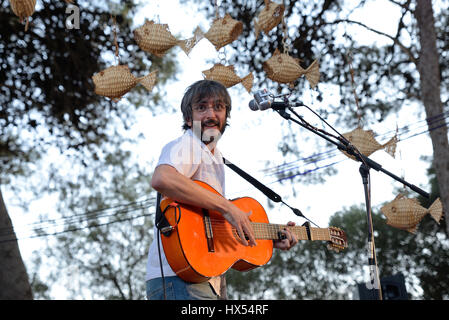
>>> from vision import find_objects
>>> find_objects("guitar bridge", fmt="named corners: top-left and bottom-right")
top-left (202, 209), bottom-right (215, 252)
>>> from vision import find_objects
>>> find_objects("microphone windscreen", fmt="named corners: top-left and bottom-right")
top-left (248, 100), bottom-right (259, 111)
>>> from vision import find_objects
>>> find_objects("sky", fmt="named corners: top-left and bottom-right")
top-left (6, 0), bottom-right (437, 298)
top-left (129, 0), bottom-right (434, 228)
top-left (130, 0), bottom-right (435, 298)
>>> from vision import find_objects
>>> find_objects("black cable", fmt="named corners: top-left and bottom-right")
top-left (156, 228), bottom-right (167, 300)
top-left (155, 202), bottom-right (180, 300)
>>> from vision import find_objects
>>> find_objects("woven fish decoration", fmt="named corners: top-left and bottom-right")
top-left (202, 64), bottom-right (253, 93)
top-left (92, 65), bottom-right (157, 102)
top-left (263, 49), bottom-right (320, 88)
top-left (341, 127), bottom-right (397, 160)
top-left (204, 14), bottom-right (243, 51)
top-left (9, 0), bottom-right (36, 31)
top-left (381, 194), bottom-right (443, 233)
top-left (134, 20), bottom-right (203, 57)
top-left (254, 0), bottom-right (285, 39)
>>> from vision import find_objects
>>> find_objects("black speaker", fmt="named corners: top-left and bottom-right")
top-left (380, 273), bottom-right (408, 300)
top-left (355, 273), bottom-right (408, 300)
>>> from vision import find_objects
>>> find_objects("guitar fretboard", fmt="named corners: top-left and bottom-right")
top-left (251, 222), bottom-right (331, 241)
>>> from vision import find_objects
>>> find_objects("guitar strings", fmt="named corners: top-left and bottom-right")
top-left (202, 217), bottom-right (327, 240)
top-left (203, 220), bottom-right (287, 238)
top-left (203, 221), bottom-right (341, 247)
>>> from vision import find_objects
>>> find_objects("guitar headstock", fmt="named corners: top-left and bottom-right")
top-left (327, 227), bottom-right (347, 253)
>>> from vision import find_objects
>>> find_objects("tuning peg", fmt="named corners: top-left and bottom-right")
top-left (327, 243), bottom-right (340, 253)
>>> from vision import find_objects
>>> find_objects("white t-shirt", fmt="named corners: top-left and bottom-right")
top-left (145, 129), bottom-right (225, 289)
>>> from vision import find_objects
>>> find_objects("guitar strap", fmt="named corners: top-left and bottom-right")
top-left (222, 157), bottom-right (282, 203)
top-left (223, 156), bottom-right (306, 219)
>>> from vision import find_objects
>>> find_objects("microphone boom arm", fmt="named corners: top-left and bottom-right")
top-left (274, 106), bottom-right (429, 199)
top-left (274, 101), bottom-right (429, 300)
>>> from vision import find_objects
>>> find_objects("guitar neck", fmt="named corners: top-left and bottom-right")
top-left (251, 222), bottom-right (331, 242)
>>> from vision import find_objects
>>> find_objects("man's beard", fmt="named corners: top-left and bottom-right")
top-left (192, 119), bottom-right (226, 145)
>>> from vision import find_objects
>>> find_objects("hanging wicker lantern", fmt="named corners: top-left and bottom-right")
top-left (92, 65), bottom-right (157, 102)
top-left (134, 20), bottom-right (203, 57)
top-left (263, 49), bottom-right (319, 88)
top-left (341, 126), bottom-right (397, 160)
top-left (254, 0), bottom-right (285, 39)
top-left (204, 14), bottom-right (243, 51)
top-left (381, 194), bottom-right (442, 233)
top-left (9, 0), bottom-right (37, 31)
top-left (202, 64), bottom-right (253, 93)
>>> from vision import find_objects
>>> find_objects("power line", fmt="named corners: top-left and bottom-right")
top-left (261, 109), bottom-right (449, 178)
top-left (0, 196), bottom-right (156, 235)
top-left (0, 212), bottom-right (153, 244)
top-left (0, 197), bottom-right (157, 242)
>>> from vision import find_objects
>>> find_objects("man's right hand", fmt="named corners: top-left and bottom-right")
top-left (222, 205), bottom-right (257, 247)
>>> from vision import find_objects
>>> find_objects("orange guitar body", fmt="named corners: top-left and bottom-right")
top-left (160, 180), bottom-right (273, 283)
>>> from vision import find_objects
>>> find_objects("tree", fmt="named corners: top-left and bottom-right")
top-left (30, 148), bottom-right (155, 299)
top-left (414, 0), bottom-right (449, 236)
top-left (193, 0), bottom-right (449, 234)
top-left (0, 0), bottom-right (177, 298)
top-left (226, 159), bottom-right (448, 300)
top-left (0, 189), bottom-right (32, 299)
top-left (226, 205), bottom-right (449, 299)
top-left (413, 161), bottom-right (449, 299)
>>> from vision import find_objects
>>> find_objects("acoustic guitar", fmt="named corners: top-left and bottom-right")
top-left (159, 180), bottom-right (347, 283)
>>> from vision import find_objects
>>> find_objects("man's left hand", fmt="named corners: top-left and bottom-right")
top-left (273, 221), bottom-right (298, 251)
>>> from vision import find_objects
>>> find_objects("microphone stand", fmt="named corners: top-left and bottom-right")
top-left (273, 101), bottom-right (429, 300)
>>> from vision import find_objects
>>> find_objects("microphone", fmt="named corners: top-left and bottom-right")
top-left (249, 89), bottom-right (303, 111)
top-left (248, 99), bottom-right (260, 111)
top-left (249, 89), bottom-right (272, 111)
top-left (249, 100), bottom-right (291, 110)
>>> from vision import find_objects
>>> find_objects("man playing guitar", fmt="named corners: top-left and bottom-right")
top-left (146, 80), bottom-right (298, 300)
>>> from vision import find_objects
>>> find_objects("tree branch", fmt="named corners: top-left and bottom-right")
top-left (389, 0), bottom-right (411, 9)
top-left (103, 263), bottom-right (126, 299)
top-left (331, 18), bottom-right (418, 65)
top-left (394, 0), bottom-right (412, 39)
